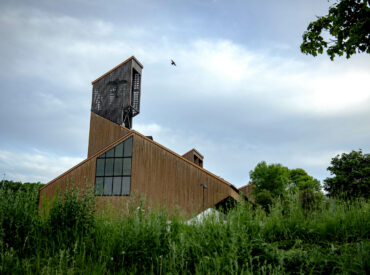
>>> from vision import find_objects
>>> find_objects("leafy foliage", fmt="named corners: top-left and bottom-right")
top-left (48, 186), bottom-right (95, 247)
top-left (250, 162), bottom-right (323, 212)
top-left (249, 161), bottom-right (290, 197)
top-left (324, 149), bottom-right (370, 199)
top-left (254, 189), bottom-right (273, 212)
top-left (289, 168), bottom-right (321, 192)
top-left (1, 187), bottom-right (369, 274)
top-left (301, 0), bottom-right (370, 60)
top-left (0, 183), bottom-right (40, 256)
top-left (0, 180), bottom-right (43, 193)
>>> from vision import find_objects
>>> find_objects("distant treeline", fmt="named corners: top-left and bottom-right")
top-left (0, 180), bottom-right (44, 192)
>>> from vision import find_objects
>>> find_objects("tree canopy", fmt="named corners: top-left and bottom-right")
top-left (249, 161), bottom-right (323, 210)
top-left (301, 0), bottom-right (370, 60)
top-left (289, 168), bottom-right (321, 192)
top-left (249, 161), bottom-right (290, 197)
top-left (324, 149), bottom-right (370, 199)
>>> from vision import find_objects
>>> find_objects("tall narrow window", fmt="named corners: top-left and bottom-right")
top-left (131, 69), bottom-right (141, 116)
top-left (95, 136), bottom-right (133, 196)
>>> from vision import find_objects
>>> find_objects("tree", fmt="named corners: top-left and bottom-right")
top-left (301, 0), bottom-right (370, 60)
top-left (289, 168), bottom-right (321, 192)
top-left (250, 162), bottom-right (324, 211)
top-left (249, 161), bottom-right (290, 197)
top-left (324, 149), bottom-right (370, 199)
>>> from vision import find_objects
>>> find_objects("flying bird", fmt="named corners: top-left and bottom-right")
top-left (171, 59), bottom-right (176, 66)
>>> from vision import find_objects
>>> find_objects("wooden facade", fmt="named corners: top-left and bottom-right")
top-left (238, 184), bottom-right (256, 204)
top-left (87, 112), bottom-right (129, 157)
top-left (182, 149), bottom-right (204, 168)
top-left (40, 114), bottom-right (240, 217)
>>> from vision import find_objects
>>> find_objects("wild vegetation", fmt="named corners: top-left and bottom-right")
top-left (1, 178), bottom-right (369, 274)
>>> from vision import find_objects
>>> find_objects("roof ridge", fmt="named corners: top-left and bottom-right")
top-left (40, 132), bottom-right (133, 191)
top-left (183, 148), bottom-right (204, 159)
top-left (91, 56), bottom-right (143, 84)
top-left (131, 130), bottom-right (239, 193)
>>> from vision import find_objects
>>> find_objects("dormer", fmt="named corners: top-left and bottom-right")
top-left (182, 148), bottom-right (204, 168)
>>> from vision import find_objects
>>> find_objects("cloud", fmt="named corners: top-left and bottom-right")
top-left (0, 149), bottom-right (83, 183)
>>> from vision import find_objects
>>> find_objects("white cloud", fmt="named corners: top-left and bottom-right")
top-left (133, 123), bottom-right (163, 136)
top-left (1, 5), bottom-right (369, 116)
top-left (0, 149), bottom-right (83, 183)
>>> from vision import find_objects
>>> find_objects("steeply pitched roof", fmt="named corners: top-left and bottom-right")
top-left (91, 56), bottom-right (143, 84)
top-left (41, 123), bottom-right (239, 194)
top-left (183, 148), bottom-right (204, 159)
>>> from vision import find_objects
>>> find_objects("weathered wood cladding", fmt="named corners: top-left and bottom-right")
top-left (91, 56), bottom-right (143, 85)
top-left (40, 133), bottom-right (134, 210)
top-left (40, 129), bottom-right (239, 216)
top-left (39, 154), bottom-right (97, 208)
top-left (182, 149), bottom-right (204, 168)
top-left (239, 184), bottom-right (255, 203)
top-left (87, 112), bottom-right (129, 157)
top-left (130, 132), bottom-right (239, 216)
top-left (91, 57), bottom-right (142, 128)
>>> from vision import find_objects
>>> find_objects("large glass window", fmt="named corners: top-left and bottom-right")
top-left (95, 137), bottom-right (133, 196)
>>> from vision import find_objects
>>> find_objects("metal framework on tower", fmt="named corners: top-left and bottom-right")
top-left (91, 56), bottom-right (143, 129)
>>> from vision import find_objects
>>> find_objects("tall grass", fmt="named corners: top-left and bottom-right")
top-left (1, 186), bottom-right (369, 274)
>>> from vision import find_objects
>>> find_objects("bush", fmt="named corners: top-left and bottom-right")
top-left (255, 189), bottom-right (274, 212)
top-left (47, 187), bottom-right (95, 247)
top-left (0, 184), bottom-right (40, 254)
top-left (299, 189), bottom-right (324, 211)
top-left (1, 183), bottom-right (369, 274)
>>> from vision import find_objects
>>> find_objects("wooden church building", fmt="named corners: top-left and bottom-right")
top-left (39, 56), bottom-right (240, 216)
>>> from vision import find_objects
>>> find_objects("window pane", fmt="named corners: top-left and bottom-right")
top-left (106, 147), bottom-right (115, 158)
top-left (103, 177), bottom-right (113, 195)
top-left (115, 143), bottom-right (123, 157)
top-left (114, 158), bottom-right (123, 176)
top-left (105, 159), bottom-right (114, 176)
top-left (123, 137), bottom-right (132, 157)
top-left (112, 177), bottom-right (122, 195)
top-left (98, 153), bottom-right (106, 159)
top-left (96, 159), bottom-right (105, 177)
top-left (122, 177), bottom-right (131, 195)
top-left (123, 158), bottom-right (132, 175)
top-left (95, 177), bottom-right (104, 195)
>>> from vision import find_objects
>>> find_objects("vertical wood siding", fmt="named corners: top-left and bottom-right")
top-left (130, 133), bottom-right (239, 216)
top-left (40, 118), bottom-right (239, 217)
top-left (87, 112), bottom-right (129, 157)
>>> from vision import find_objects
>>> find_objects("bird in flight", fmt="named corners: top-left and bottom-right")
top-left (171, 59), bottom-right (176, 66)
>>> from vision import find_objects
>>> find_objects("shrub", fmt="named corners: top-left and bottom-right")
top-left (47, 186), bottom-right (95, 247)
top-left (299, 189), bottom-right (324, 211)
top-left (0, 184), bottom-right (40, 254)
top-left (255, 189), bottom-right (274, 212)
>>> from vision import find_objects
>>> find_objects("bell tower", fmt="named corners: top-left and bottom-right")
top-left (91, 56), bottom-right (143, 129)
top-left (87, 56), bottom-right (143, 157)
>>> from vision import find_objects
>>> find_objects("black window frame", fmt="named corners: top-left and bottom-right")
top-left (94, 136), bottom-right (133, 196)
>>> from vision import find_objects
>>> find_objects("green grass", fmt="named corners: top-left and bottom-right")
top-left (0, 185), bottom-right (369, 274)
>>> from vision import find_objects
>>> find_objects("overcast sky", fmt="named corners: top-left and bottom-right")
top-left (0, 0), bottom-right (369, 187)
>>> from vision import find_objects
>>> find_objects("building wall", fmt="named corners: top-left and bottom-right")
top-left (87, 112), bottom-right (130, 157)
top-left (182, 149), bottom-right (204, 167)
top-left (238, 184), bottom-right (256, 204)
top-left (39, 152), bottom-right (97, 208)
top-left (40, 119), bottom-right (239, 217)
top-left (130, 131), bottom-right (239, 216)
